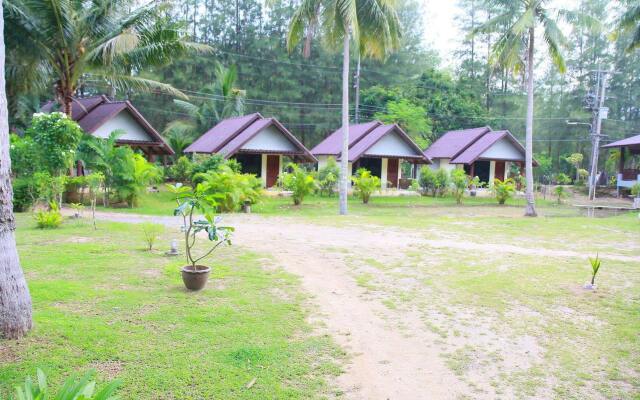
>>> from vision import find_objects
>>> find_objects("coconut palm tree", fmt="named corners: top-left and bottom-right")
top-left (163, 63), bottom-right (246, 157)
top-left (616, 3), bottom-right (640, 52)
top-left (4, 0), bottom-right (210, 116)
top-left (0, 0), bottom-right (33, 339)
top-left (287, 0), bottom-right (400, 215)
top-left (475, 0), bottom-right (568, 217)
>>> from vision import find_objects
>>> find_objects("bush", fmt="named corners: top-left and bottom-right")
top-left (64, 176), bottom-right (87, 203)
top-left (141, 222), bottom-right (164, 251)
top-left (554, 185), bottom-right (569, 204)
top-left (279, 163), bottom-right (317, 205)
top-left (555, 173), bottom-right (571, 185)
top-left (24, 112), bottom-right (83, 175)
top-left (631, 183), bottom-right (640, 198)
top-left (34, 202), bottom-right (63, 229)
top-left (12, 177), bottom-right (37, 212)
top-left (493, 178), bottom-right (516, 205)
top-left (167, 156), bottom-right (193, 183)
top-left (450, 169), bottom-right (468, 204)
top-left (191, 154), bottom-right (225, 182)
top-left (418, 166), bottom-right (436, 196)
top-left (434, 168), bottom-right (450, 197)
top-left (196, 164), bottom-right (263, 212)
top-left (14, 368), bottom-right (120, 399)
top-left (317, 157), bottom-right (340, 196)
top-left (351, 168), bottom-right (381, 204)
top-left (113, 153), bottom-right (163, 207)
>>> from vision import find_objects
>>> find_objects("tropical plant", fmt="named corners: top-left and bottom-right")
top-left (190, 154), bottom-right (226, 182)
top-left (168, 183), bottom-right (234, 270)
top-left (434, 168), bottom-right (450, 197)
top-left (554, 185), bottom-right (569, 204)
top-left (195, 165), bottom-right (263, 212)
top-left (450, 168), bottom-right (468, 204)
top-left (141, 222), bottom-right (164, 251)
top-left (631, 182), bottom-right (640, 198)
top-left (493, 178), bottom-right (516, 205)
top-left (588, 254), bottom-right (601, 286)
top-left (615, 4), bottom-right (640, 52)
top-left (351, 168), bottom-right (381, 204)
top-left (14, 368), bottom-right (120, 400)
top-left (34, 202), bottom-right (63, 229)
top-left (476, 0), bottom-right (568, 217)
top-left (0, 0), bottom-right (32, 340)
top-left (287, 0), bottom-right (401, 215)
top-left (279, 163), bottom-right (317, 206)
top-left (317, 157), bottom-right (341, 196)
top-left (163, 63), bottom-right (246, 156)
top-left (555, 173), bottom-right (572, 185)
top-left (167, 156), bottom-right (194, 183)
top-left (418, 166), bottom-right (436, 196)
top-left (86, 172), bottom-right (105, 230)
top-left (5, 0), bottom-right (211, 116)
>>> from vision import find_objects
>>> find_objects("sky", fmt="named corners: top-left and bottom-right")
top-left (421, 0), bottom-right (580, 67)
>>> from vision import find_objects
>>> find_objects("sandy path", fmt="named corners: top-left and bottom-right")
top-left (71, 210), bottom-right (640, 399)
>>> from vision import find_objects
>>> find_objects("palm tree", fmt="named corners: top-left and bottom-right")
top-left (163, 63), bottom-right (246, 157)
top-left (287, 0), bottom-right (401, 215)
top-left (476, 0), bottom-right (568, 217)
top-left (0, 0), bottom-right (33, 339)
top-left (616, 3), bottom-right (640, 52)
top-left (5, 0), bottom-right (211, 116)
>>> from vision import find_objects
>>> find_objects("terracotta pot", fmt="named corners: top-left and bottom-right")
top-left (181, 265), bottom-right (211, 291)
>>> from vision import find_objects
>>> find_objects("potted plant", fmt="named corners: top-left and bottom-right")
top-left (584, 254), bottom-right (601, 290)
top-left (168, 183), bottom-right (234, 291)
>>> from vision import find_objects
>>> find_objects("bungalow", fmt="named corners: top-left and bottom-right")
top-left (184, 113), bottom-right (316, 188)
top-left (311, 121), bottom-right (431, 189)
top-left (41, 95), bottom-right (174, 163)
top-left (602, 133), bottom-right (640, 191)
top-left (424, 127), bottom-right (532, 184)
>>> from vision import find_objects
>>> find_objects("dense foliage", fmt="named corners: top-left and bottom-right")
top-left (279, 163), bottom-right (317, 205)
top-left (351, 168), bottom-right (381, 204)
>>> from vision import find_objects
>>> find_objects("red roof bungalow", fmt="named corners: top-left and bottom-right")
top-left (311, 121), bottom-right (431, 189)
top-left (41, 95), bottom-right (174, 162)
top-left (424, 127), bottom-right (533, 185)
top-left (602, 134), bottom-right (640, 190)
top-left (184, 113), bottom-right (316, 188)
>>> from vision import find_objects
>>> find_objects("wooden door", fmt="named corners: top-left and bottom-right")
top-left (387, 158), bottom-right (399, 188)
top-left (494, 161), bottom-right (506, 182)
top-left (266, 155), bottom-right (280, 188)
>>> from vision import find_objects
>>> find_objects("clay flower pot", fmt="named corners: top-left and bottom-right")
top-left (181, 265), bottom-right (211, 291)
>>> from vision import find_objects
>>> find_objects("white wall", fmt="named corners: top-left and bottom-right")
top-left (364, 131), bottom-right (418, 157)
top-left (242, 125), bottom-right (298, 152)
top-left (480, 137), bottom-right (524, 161)
top-left (92, 110), bottom-right (153, 141)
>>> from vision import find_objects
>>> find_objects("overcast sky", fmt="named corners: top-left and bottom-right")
top-left (422, 0), bottom-right (580, 67)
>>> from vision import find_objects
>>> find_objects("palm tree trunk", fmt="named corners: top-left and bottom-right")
top-left (339, 29), bottom-right (350, 216)
top-left (524, 27), bottom-right (537, 217)
top-left (0, 0), bottom-right (33, 339)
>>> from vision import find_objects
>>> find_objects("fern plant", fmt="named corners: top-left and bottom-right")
top-left (14, 368), bottom-right (120, 400)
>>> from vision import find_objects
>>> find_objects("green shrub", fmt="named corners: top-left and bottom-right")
top-left (196, 165), bottom-right (263, 212)
top-left (450, 168), bottom-right (468, 204)
top-left (631, 183), bottom-right (640, 198)
top-left (317, 157), bottom-right (340, 196)
top-left (555, 173), bottom-right (571, 185)
top-left (191, 154), bottom-right (225, 182)
top-left (418, 166), bottom-right (436, 196)
top-left (34, 202), bottom-right (63, 229)
top-left (64, 176), bottom-right (87, 203)
top-left (554, 185), bottom-right (569, 204)
top-left (25, 112), bottom-right (83, 175)
top-left (493, 178), bottom-right (516, 205)
top-left (12, 177), bottom-right (37, 212)
top-left (351, 168), bottom-right (381, 204)
top-left (167, 156), bottom-right (193, 183)
top-left (279, 163), bottom-right (317, 205)
top-left (14, 368), bottom-right (120, 400)
top-left (434, 168), bottom-right (450, 197)
top-left (141, 222), bottom-right (164, 251)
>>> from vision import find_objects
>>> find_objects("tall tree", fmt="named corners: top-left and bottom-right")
top-left (0, 0), bottom-right (32, 339)
top-left (616, 2), bottom-right (640, 52)
top-left (5, 0), bottom-right (210, 116)
top-left (476, 0), bottom-right (568, 217)
top-left (287, 0), bottom-right (401, 214)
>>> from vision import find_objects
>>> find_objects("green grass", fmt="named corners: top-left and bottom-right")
top-left (0, 215), bottom-right (342, 399)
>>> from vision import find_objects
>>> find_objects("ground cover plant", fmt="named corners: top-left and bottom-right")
top-left (0, 215), bottom-right (342, 398)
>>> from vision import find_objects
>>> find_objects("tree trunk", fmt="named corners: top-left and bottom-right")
top-left (524, 27), bottom-right (537, 217)
top-left (0, 0), bottom-right (33, 339)
top-left (339, 29), bottom-right (350, 216)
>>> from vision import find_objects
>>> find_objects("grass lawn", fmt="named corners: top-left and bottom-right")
top-left (0, 215), bottom-right (342, 399)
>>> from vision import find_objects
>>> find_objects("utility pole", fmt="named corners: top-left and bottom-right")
top-left (587, 69), bottom-right (610, 201)
top-left (354, 54), bottom-right (361, 124)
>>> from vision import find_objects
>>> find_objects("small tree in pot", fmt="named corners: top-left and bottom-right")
top-left (168, 183), bottom-right (234, 291)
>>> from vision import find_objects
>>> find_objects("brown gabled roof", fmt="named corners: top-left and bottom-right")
top-left (347, 123), bottom-right (431, 163)
top-left (450, 130), bottom-right (530, 164)
top-left (41, 96), bottom-right (174, 156)
top-left (185, 114), bottom-right (316, 162)
top-left (602, 134), bottom-right (640, 149)
top-left (423, 126), bottom-right (492, 159)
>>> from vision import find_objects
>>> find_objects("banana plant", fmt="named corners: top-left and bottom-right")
top-left (14, 368), bottom-right (120, 400)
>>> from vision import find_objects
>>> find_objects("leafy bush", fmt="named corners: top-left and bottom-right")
top-left (190, 154), bottom-right (225, 182)
top-left (554, 185), bottom-right (569, 204)
top-left (351, 168), bottom-right (381, 204)
top-left (418, 166), bottom-right (436, 196)
top-left (450, 168), bottom-right (468, 204)
top-left (14, 368), bottom-right (120, 400)
top-left (279, 163), bottom-right (317, 205)
top-left (317, 157), bottom-right (340, 196)
top-left (555, 173), bottom-right (571, 185)
top-left (167, 156), bottom-right (193, 183)
top-left (434, 168), bottom-right (450, 197)
top-left (12, 177), bottom-right (37, 212)
top-left (493, 178), bottom-right (516, 205)
top-left (24, 112), bottom-right (83, 175)
top-left (196, 165), bottom-right (263, 212)
top-left (113, 152), bottom-right (163, 207)
top-left (141, 222), bottom-right (164, 251)
top-left (631, 183), bottom-right (640, 198)
top-left (34, 202), bottom-right (63, 229)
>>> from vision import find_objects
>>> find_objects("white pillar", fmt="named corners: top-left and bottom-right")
top-left (488, 161), bottom-right (496, 187)
top-left (260, 154), bottom-right (267, 188)
top-left (381, 158), bottom-right (388, 189)
top-left (397, 160), bottom-right (402, 188)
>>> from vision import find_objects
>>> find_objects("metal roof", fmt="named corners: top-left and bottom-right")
top-left (423, 126), bottom-right (491, 159)
top-left (602, 134), bottom-right (640, 148)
